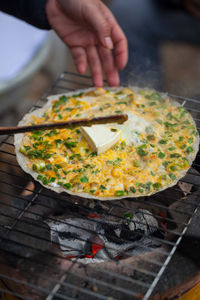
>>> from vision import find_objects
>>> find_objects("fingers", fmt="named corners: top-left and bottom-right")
top-left (86, 46), bottom-right (103, 87)
top-left (83, 2), bottom-right (112, 49)
top-left (70, 45), bottom-right (119, 87)
top-left (98, 46), bottom-right (120, 86)
top-left (92, 1), bottom-right (128, 66)
top-left (86, 2), bottom-right (128, 71)
top-left (71, 47), bottom-right (87, 74)
top-left (112, 24), bottom-right (128, 70)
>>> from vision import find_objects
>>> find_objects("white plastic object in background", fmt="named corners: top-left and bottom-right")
top-left (0, 12), bottom-right (48, 82)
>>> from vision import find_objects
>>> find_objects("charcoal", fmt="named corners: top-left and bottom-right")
top-left (46, 209), bottom-right (164, 263)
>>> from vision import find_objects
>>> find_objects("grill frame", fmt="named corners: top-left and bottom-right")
top-left (0, 71), bottom-right (199, 300)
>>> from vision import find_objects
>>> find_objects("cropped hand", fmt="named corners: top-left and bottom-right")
top-left (46, 0), bottom-right (128, 87)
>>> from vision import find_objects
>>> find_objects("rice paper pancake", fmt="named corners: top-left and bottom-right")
top-left (14, 87), bottom-right (199, 200)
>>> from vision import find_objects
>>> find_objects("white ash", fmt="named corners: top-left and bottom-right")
top-left (46, 209), bottom-right (163, 264)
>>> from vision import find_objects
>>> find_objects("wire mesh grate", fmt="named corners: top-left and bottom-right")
top-left (0, 72), bottom-right (199, 300)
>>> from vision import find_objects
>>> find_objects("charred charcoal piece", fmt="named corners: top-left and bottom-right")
top-left (120, 226), bottom-right (144, 242)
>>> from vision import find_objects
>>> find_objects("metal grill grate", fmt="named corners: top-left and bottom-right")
top-left (0, 71), bottom-right (199, 300)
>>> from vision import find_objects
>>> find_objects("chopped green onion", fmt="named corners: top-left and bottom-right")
top-left (72, 92), bottom-right (83, 98)
top-left (46, 163), bottom-right (52, 170)
top-left (48, 177), bottom-right (56, 183)
top-left (37, 175), bottom-right (43, 180)
top-left (170, 165), bottom-right (177, 171)
top-left (153, 182), bottom-right (161, 189)
top-left (64, 141), bottom-right (77, 148)
top-left (168, 146), bottom-right (176, 151)
top-left (80, 176), bottom-right (88, 183)
top-left (88, 151), bottom-right (97, 157)
top-left (69, 153), bottom-right (82, 160)
top-left (170, 153), bottom-right (181, 158)
top-left (124, 212), bottom-right (133, 220)
top-left (188, 138), bottom-right (193, 144)
top-left (55, 139), bottom-right (62, 147)
top-left (192, 130), bottom-right (198, 136)
top-left (179, 136), bottom-right (184, 142)
top-left (116, 101), bottom-right (128, 105)
top-left (147, 135), bottom-right (155, 141)
top-left (115, 190), bottom-right (124, 196)
top-left (164, 122), bottom-right (178, 129)
top-left (42, 177), bottom-right (48, 185)
top-left (159, 140), bottom-right (167, 144)
top-left (20, 146), bottom-right (27, 155)
top-left (107, 158), bottom-right (122, 166)
top-left (64, 183), bottom-right (72, 189)
top-left (59, 95), bottom-right (69, 102)
top-left (162, 161), bottom-right (170, 168)
top-left (130, 186), bottom-right (136, 193)
top-left (32, 162), bottom-right (46, 172)
top-left (145, 92), bottom-right (162, 101)
top-left (55, 164), bottom-right (62, 169)
top-left (121, 141), bottom-right (126, 149)
top-left (145, 182), bottom-right (152, 192)
top-left (169, 173), bottom-right (176, 180)
top-left (149, 102), bottom-right (156, 106)
top-left (53, 95), bottom-right (69, 109)
top-left (100, 185), bottom-right (106, 190)
top-left (45, 129), bottom-right (58, 137)
top-left (186, 146), bottom-right (193, 153)
top-left (158, 152), bottom-right (165, 159)
top-left (137, 148), bottom-right (148, 157)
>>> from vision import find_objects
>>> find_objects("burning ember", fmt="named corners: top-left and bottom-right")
top-left (46, 209), bottom-right (164, 263)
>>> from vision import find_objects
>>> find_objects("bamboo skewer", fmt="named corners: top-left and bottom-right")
top-left (0, 114), bottom-right (128, 135)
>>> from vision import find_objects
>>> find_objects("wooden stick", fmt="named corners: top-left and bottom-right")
top-left (0, 114), bottom-right (128, 135)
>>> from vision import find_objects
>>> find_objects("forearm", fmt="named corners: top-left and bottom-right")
top-left (0, 0), bottom-right (51, 29)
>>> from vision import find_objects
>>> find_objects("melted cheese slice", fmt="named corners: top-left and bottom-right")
top-left (80, 125), bottom-right (121, 154)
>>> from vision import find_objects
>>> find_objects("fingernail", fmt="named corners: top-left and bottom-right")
top-left (105, 37), bottom-right (113, 50)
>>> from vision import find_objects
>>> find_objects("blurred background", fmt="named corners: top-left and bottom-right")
top-left (1, 0), bottom-right (200, 127)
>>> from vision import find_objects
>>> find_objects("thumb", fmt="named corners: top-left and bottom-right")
top-left (83, 3), bottom-right (114, 50)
